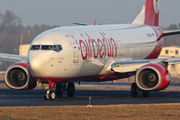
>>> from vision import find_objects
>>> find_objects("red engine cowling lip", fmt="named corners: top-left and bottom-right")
top-left (5, 63), bottom-right (37, 90)
top-left (136, 63), bottom-right (171, 91)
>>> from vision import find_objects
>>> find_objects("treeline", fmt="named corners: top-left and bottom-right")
top-left (0, 10), bottom-right (59, 54)
top-left (163, 23), bottom-right (180, 46)
top-left (0, 10), bottom-right (58, 70)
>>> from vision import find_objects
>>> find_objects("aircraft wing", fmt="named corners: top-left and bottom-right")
top-left (111, 57), bottom-right (180, 73)
top-left (163, 30), bottom-right (180, 37)
top-left (73, 22), bottom-right (89, 26)
top-left (0, 53), bottom-right (27, 63)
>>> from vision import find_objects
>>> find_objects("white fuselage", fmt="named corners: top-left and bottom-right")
top-left (28, 24), bottom-right (163, 83)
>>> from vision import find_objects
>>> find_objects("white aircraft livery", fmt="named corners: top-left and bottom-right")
top-left (1, 0), bottom-right (180, 100)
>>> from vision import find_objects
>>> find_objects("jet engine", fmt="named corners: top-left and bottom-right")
top-left (5, 63), bottom-right (37, 90)
top-left (135, 63), bottom-right (171, 91)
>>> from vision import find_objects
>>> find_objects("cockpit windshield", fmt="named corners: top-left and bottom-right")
top-left (31, 45), bottom-right (63, 52)
top-left (31, 45), bottom-right (40, 50)
top-left (41, 45), bottom-right (53, 50)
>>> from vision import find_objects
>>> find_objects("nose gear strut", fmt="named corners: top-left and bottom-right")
top-left (37, 81), bottom-right (75, 100)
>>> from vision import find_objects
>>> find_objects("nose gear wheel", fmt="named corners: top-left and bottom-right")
top-left (44, 88), bottom-right (55, 100)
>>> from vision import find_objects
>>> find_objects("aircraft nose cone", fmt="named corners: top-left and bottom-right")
top-left (29, 51), bottom-right (50, 77)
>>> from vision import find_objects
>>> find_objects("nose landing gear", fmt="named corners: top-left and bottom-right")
top-left (44, 88), bottom-right (56, 100)
top-left (37, 81), bottom-right (75, 100)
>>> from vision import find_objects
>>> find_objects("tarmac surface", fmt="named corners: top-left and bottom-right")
top-left (1, 88), bottom-right (180, 107)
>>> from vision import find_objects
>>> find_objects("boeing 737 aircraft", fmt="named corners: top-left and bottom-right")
top-left (1, 0), bottom-right (180, 100)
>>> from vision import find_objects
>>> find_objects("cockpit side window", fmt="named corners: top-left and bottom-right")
top-left (41, 45), bottom-right (53, 50)
top-left (53, 45), bottom-right (58, 52)
top-left (31, 45), bottom-right (40, 50)
top-left (53, 45), bottom-right (63, 52)
top-left (57, 45), bottom-right (63, 51)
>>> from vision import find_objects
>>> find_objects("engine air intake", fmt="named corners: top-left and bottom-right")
top-left (138, 69), bottom-right (158, 89)
top-left (136, 64), bottom-right (171, 91)
top-left (8, 68), bottom-right (27, 87)
top-left (5, 63), bottom-right (37, 90)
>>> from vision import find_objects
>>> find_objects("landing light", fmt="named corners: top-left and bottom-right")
top-left (116, 64), bottom-right (121, 67)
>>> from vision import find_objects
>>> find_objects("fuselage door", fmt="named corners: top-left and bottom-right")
top-left (66, 35), bottom-right (79, 63)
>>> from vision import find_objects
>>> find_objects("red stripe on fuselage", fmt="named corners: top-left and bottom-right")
top-left (145, 26), bottom-right (163, 59)
top-left (36, 73), bottom-right (133, 84)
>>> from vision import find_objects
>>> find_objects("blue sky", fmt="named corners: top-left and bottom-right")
top-left (0, 0), bottom-right (179, 27)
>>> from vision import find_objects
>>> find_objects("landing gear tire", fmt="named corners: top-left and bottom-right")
top-left (44, 89), bottom-right (56, 100)
top-left (44, 91), bottom-right (49, 100)
top-left (56, 84), bottom-right (63, 97)
top-left (49, 91), bottom-right (56, 100)
top-left (142, 91), bottom-right (150, 97)
top-left (67, 82), bottom-right (75, 97)
top-left (131, 83), bottom-right (138, 97)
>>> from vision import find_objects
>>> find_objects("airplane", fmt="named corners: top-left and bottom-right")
top-left (1, 0), bottom-right (180, 100)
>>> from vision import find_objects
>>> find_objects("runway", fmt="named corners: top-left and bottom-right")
top-left (1, 88), bottom-right (180, 107)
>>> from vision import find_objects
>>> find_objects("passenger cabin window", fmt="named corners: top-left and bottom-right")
top-left (31, 45), bottom-right (40, 50)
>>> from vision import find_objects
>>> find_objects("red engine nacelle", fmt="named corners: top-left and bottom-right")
top-left (136, 63), bottom-right (171, 91)
top-left (5, 63), bottom-right (37, 90)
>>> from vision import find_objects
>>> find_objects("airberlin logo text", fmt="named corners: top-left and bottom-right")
top-left (79, 32), bottom-right (117, 60)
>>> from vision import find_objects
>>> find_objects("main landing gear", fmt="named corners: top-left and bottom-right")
top-left (131, 83), bottom-right (150, 97)
top-left (56, 84), bottom-right (64, 97)
top-left (67, 82), bottom-right (75, 97)
top-left (55, 82), bottom-right (75, 98)
top-left (37, 81), bottom-right (75, 100)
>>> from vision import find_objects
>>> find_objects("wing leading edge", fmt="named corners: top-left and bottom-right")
top-left (0, 53), bottom-right (27, 63)
top-left (163, 30), bottom-right (180, 37)
top-left (111, 57), bottom-right (180, 73)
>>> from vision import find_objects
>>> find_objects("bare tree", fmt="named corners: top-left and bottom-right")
top-left (0, 10), bottom-right (59, 70)
top-left (0, 10), bottom-right (23, 70)
top-left (163, 23), bottom-right (180, 47)
top-left (0, 10), bottom-right (21, 26)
